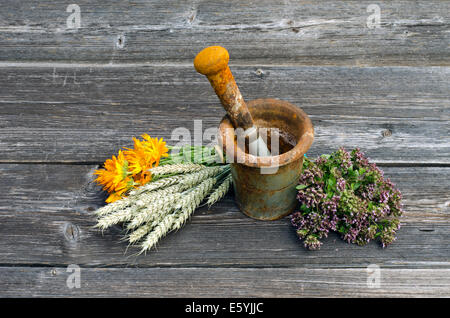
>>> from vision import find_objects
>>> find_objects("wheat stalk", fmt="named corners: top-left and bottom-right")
top-left (96, 166), bottom-right (226, 230)
top-left (127, 165), bottom-right (221, 197)
top-left (95, 206), bottom-right (138, 229)
top-left (128, 174), bottom-right (223, 245)
top-left (128, 174), bottom-right (184, 196)
top-left (178, 166), bottom-right (223, 187)
top-left (93, 159), bottom-right (231, 254)
top-left (139, 213), bottom-right (176, 254)
top-left (127, 211), bottom-right (173, 244)
top-left (206, 174), bottom-right (233, 207)
top-left (148, 163), bottom-right (204, 176)
top-left (95, 184), bottom-right (182, 228)
top-left (126, 167), bottom-right (223, 229)
top-left (139, 177), bottom-right (217, 253)
top-left (127, 192), bottom-right (181, 229)
top-left (171, 179), bottom-right (215, 231)
top-left (133, 183), bottom-right (182, 208)
top-left (94, 196), bottom-right (134, 216)
top-left (128, 222), bottom-right (152, 244)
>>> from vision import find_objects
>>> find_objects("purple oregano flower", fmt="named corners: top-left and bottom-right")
top-left (290, 148), bottom-right (404, 250)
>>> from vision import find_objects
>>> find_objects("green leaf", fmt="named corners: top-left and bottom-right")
top-left (347, 168), bottom-right (357, 180)
top-left (327, 175), bottom-right (336, 186)
top-left (296, 184), bottom-right (308, 190)
top-left (300, 204), bottom-right (309, 213)
top-left (338, 226), bottom-right (347, 234)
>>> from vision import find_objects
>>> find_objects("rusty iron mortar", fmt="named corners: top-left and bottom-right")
top-left (194, 46), bottom-right (314, 220)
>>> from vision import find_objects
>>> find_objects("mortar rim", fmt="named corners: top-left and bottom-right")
top-left (218, 98), bottom-right (314, 168)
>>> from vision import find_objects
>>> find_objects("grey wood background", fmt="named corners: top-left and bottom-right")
top-left (0, 0), bottom-right (449, 297)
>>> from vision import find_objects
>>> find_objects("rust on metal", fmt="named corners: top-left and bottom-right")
top-left (219, 99), bottom-right (314, 168)
top-left (194, 46), bottom-right (254, 130)
top-left (194, 46), bottom-right (314, 221)
top-left (219, 99), bottom-right (314, 220)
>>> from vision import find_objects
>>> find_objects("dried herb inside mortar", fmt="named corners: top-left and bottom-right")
top-left (291, 148), bottom-right (403, 250)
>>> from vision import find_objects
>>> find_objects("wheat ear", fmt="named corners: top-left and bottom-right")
top-left (139, 177), bottom-right (217, 253)
top-left (172, 177), bottom-right (217, 231)
top-left (178, 166), bottom-right (223, 187)
top-left (139, 213), bottom-right (176, 254)
top-left (133, 183), bottom-right (182, 208)
top-left (206, 174), bottom-right (233, 207)
top-left (95, 206), bottom-right (139, 230)
top-left (94, 196), bottom-right (134, 216)
top-left (128, 166), bottom-right (217, 196)
top-left (127, 192), bottom-right (181, 230)
top-left (127, 176), bottom-right (218, 244)
top-left (126, 168), bottom-right (222, 230)
top-left (93, 173), bottom-right (184, 216)
top-left (95, 184), bottom-right (183, 229)
top-left (148, 163), bottom-right (204, 176)
top-left (128, 222), bottom-right (152, 244)
top-left (128, 174), bottom-right (184, 196)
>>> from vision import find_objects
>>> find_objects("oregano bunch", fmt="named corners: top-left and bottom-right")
top-left (291, 148), bottom-right (403, 250)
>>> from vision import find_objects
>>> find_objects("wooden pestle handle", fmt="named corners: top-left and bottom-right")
top-left (194, 46), bottom-right (254, 130)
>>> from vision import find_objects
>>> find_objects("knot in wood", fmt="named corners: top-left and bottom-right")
top-left (382, 129), bottom-right (392, 137)
top-left (63, 222), bottom-right (80, 242)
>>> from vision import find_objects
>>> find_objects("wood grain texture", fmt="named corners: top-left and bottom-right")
top-left (0, 164), bottom-right (448, 268)
top-left (1, 0), bottom-right (449, 298)
top-left (2, 266), bottom-right (449, 297)
top-left (0, 0), bottom-right (448, 65)
top-left (0, 65), bottom-right (448, 163)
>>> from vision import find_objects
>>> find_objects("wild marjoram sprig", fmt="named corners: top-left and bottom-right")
top-left (291, 148), bottom-right (404, 250)
top-left (95, 140), bottom-right (232, 253)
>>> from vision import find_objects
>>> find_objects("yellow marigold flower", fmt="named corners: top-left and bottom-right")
top-left (94, 150), bottom-right (133, 196)
top-left (94, 134), bottom-right (169, 203)
top-left (124, 137), bottom-right (157, 176)
top-left (141, 134), bottom-right (169, 165)
top-left (124, 134), bottom-right (169, 186)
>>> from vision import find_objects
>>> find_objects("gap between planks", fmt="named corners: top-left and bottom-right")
top-left (1, 62), bottom-right (450, 69)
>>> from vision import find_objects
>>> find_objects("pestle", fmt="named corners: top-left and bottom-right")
top-left (194, 46), bottom-right (271, 157)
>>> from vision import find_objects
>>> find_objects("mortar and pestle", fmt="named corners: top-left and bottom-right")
top-left (194, 46), bottom-right (314, 220)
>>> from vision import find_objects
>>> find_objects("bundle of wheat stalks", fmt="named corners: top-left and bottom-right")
top-left (94, 162), bottom-right (232, 254)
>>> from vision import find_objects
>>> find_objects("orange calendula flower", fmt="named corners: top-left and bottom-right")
top-left (124, 134), bottom-right (169, 186)
top-left (94, 150), bottom-right (133, 202)
top-left (94, 134), bottom-right (169, 203)
top-left (141, 134), bottom-right (169, 165)
top-left (124, 137), bottom-right (157, 176)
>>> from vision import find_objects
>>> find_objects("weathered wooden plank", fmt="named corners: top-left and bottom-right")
top-left (0, 0), bottom-right (448, 65)
top-left (0, 65), bottom-right (448, 163)
top-left (2, 266), bottom-right (449, 297)
top-left (0, 164), bottom-right (448, 267)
